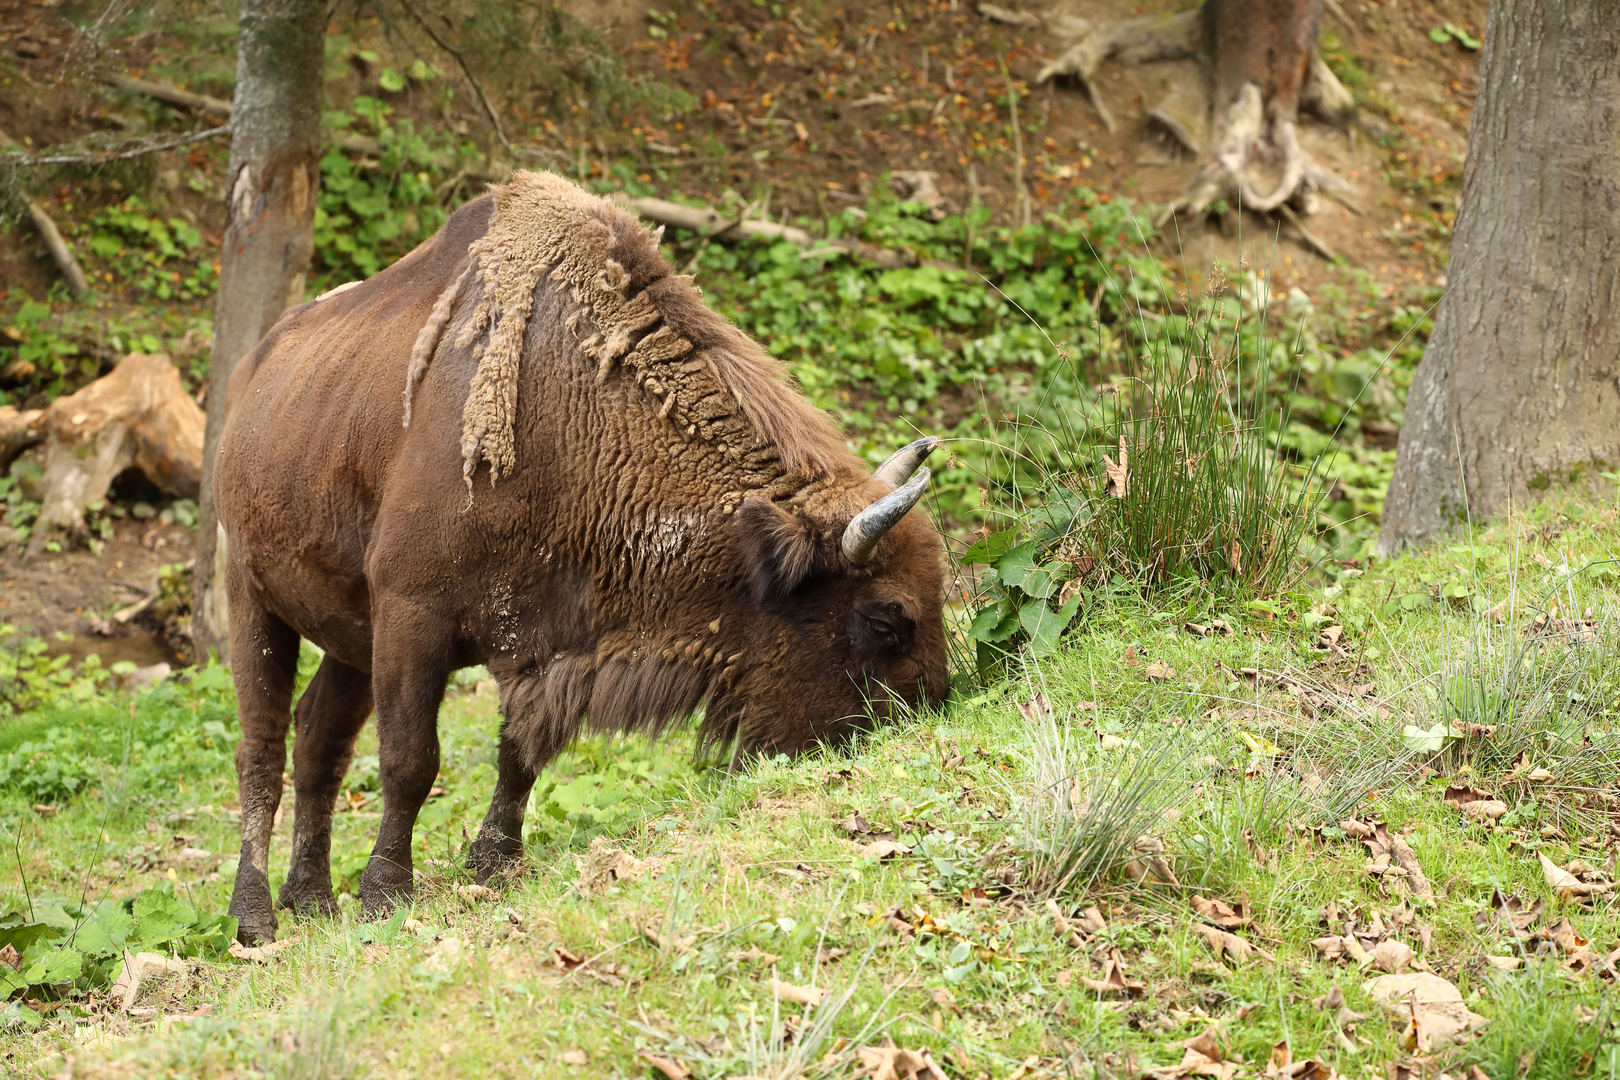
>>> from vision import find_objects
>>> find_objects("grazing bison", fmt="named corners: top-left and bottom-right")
top-left (214, 170), bottom-right (948, 944)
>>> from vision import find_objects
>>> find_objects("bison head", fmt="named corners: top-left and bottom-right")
top-left (730, 438), bottom-right (949, 755)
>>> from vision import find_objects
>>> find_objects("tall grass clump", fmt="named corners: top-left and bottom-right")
top-left (964, 259), bottom-right (1328, 674)
top-left (1004, 696), bottom-right (1209, 901)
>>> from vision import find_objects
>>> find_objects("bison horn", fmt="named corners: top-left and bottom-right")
top-left (873, 435), bottom-right (942, 489)
top-left (842, 467), bottom-right (931, 566)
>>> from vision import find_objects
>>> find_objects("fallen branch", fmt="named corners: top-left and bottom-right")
top-left (101, 73), bottom-right (230, 118)
top-left (0, 125), bottom-right (231, 167)
top-left (624, 196), bottom-right (955, 271)
top-left (25, 200), bottom-right (89, 296)
top-left (99, 74), bottom-right (387, 157)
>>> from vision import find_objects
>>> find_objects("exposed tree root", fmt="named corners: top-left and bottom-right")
top-left (1030, 2), bottom-right (1356, 258)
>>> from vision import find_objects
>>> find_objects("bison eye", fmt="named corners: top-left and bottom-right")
top-left (853, 603), bottom-right (912, 652)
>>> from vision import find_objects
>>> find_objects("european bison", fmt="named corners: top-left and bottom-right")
top-left (215, 171), bottom-right (948, 943)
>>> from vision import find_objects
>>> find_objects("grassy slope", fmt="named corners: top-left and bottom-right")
top-left (3, 491), bottom-right (1620, 1079)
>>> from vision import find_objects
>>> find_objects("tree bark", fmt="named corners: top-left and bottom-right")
top-left (193, 0), bottom-right (325, 664)
top-left (1380, 2), bottom-right (1620, 552)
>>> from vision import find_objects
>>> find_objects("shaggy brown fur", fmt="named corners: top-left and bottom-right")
top-left (213, 171), bottom-right (947, 944)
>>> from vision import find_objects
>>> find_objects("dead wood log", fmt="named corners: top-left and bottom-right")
top-left (26, 353), bottom-right (204, 557)
top-left (624, 196), bottom-right (949, 271)
top-left (25, 200), bottom-right (90, 297)
top-left (0, 127), bottom-right (90, 296)
top-left (0, 404), bottom-right (45, 469)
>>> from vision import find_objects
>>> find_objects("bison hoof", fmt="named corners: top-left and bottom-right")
top-left (466, 834), bottom-right (525, 885)
top-left (359, 859), bottom-right (413, 919)
top-left (277, 878), bottom-right (338, 918)
top-left (229, 866), bottom-right (278, 946)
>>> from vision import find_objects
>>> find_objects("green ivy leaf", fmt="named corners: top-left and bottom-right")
top-left (960, 529), bottom-right (1018, 565)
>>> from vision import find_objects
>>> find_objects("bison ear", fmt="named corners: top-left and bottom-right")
top-left (734, 498), bottom-right (821, 600)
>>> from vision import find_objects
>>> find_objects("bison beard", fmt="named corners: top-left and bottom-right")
top-left (212, 172), bottom-right (949, 944)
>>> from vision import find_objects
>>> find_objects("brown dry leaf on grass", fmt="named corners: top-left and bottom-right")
top-left (1017, 693), bottom-right (1052, 723)
top-left (1191, 894), bottom-right (1251, 929)
top-left (1102, 435), bottom-right (1128, 498)
top-left (640, 1053), bottom-right (691, 1080)
top-left (1144, 661), bottom-right (1176, 681)
top-left (770, 977), bottom-right (828, 1006)
top-left (858, 839), bottom-right (913, 859)
top-left (1263, 1039), bottom-right (1336, 1079)
top-left (1077, 948), bottom-right (1145, 996)
top-left (579, 836), bottom-right (668, 895)
top-left (1046, 898), bottom-right (1109, 948)
top-left (454, 883), bottom-right (498, 903)
top-left (1195, 924), bottom-right (1274, 965)
top-left (226, 936), bottom-right (297, 964)
top-left (561, 1048), bottom-right (588, 1066)
top-left (1144, 1028), bottom-right (1238, 1080)
top-left (1365, 972), bottom-right (1487, 1053)
top-left (1540, 851), bottom-right (1615, 901)
top-left (855, 1041), bottom-right (948, 1080)
top-left (1124, 836), bottom-right (1180, 886)
top-left (111, 950), bottom-right (190, 1011)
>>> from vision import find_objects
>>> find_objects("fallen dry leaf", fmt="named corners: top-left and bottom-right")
top-left (1143, 661), bottom-right (1176, 681)
top-left (1191, 894), bottom-right (1251, 929)
top-left (1077, 947), bottom-right (1145, 996)
top-left (1195, 924), bottom-right (1274, 965)
top-left (1462, 799), bottom-right (1509, 823)
top-left (770, 977), bottom-right (828, 1007)
top-left (1099, 732), bottom-right (1139, 751)
top-left (561, 1048), bottom-right (589, 1066)
top-left (111, 950), bottom-right (190, 1011)
top-left (1442, 783), bottom-right (1494, 807)
top-left (1372, 938), bottom-right (1414, 974)
top-left (1102, 435), bottom-right (1128, 498)
top-left (579, 836), bottom-right (667, 895)
top-left (640, 1053), bottom-right (691, 1080)
top-left (1122, 835), bottom-right (1179, 886)
top-left (858, 839), bottom-right (913, 859)
top-left (1017, 693), bottom-right (1052, 724)
top-left (227, 936), bottom-right (298, 964)
top-left (1483, 955), bottom-right (1522, 971)
top-left (1365, 971), bottom-right (1487, 1052)
top-left (454, 883), bottom-right (498, 903)
top-left (1540, 851), bottom-right (1615, 901)
top-left (856, 1041), bottom-right (948, 1080)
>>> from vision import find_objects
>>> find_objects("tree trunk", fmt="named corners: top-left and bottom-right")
top-left (1380, 2), bottom-right (1620, 553)
top-left (192, 0), bottom-right (325, 664)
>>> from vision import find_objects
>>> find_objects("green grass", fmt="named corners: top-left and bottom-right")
top-left (1, 491), bottom-right (1618, 1077)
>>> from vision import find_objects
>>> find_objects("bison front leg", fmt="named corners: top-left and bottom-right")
top-left (467, 723), bottom-right (539, 883)
top-left (226, 573), bottom-right (301, 946)
top-left (279, 654), bottom-right (373, 917)
top-left (358, 605), bottom-right (452, 918)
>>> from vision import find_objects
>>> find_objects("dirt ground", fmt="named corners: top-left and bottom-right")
top-left (0, 512), bottom-right (192, 666)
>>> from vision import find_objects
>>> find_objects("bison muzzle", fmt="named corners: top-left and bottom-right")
top-left (214, 171), bottom-right (948, 944)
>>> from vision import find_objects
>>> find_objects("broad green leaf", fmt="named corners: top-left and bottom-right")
top-left (1022, 595), bottom-right (1081, 657)
top-left (71, 909), bottom-right (133, 958)
top-left (1402, 723), bottom-right (1453, 753)
top-left (960, 529), bottom-right (1018, 565)
top-left (0, 913), bottom-right (57, 955)
top-left (966, 600), bottom-right (1009, 641)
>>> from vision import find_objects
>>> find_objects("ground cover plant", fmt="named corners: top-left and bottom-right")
top-left (0, 489), bottom-right (1616, 1078)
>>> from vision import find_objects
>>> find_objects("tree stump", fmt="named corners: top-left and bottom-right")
top-left (25, 353), bottom-right (204, 557)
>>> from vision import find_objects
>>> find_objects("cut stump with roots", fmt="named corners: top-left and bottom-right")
top-left (1028, 0), bottom-right (1354, 253)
